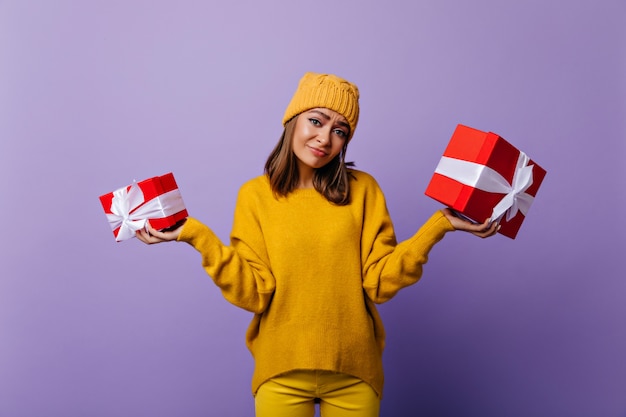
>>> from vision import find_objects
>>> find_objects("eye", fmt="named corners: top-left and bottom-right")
top-left (333, 128), bottom-right (348, 138)
top-left (308, 118), bottom-right (321, 126)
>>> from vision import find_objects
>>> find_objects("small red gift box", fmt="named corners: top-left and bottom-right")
top-left (425, 124), bottom-right (546, 239)
top-left (100, 172), bottom-right (188, 242)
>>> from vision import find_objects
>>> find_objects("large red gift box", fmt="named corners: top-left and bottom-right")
top-left (425, 124), bottom-right (546, 239)
top-left (100, 172), bottom-right (188, 242)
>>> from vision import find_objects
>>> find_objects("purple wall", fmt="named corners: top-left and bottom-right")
top-left (1, 1), bottom-right (624, 416)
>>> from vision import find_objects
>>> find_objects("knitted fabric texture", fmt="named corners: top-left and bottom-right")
top-left (177, 170), bottom-right (454, 397)
top-left (283, 72), bottom-right (360, 139)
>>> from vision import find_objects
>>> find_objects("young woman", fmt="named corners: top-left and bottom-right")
top-left (137, 72), bottom-right (498, 417)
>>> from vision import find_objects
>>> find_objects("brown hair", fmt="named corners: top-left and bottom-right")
top-left (264, 116), bottom-right (355, 205)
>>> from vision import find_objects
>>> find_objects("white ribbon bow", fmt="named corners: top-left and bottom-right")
top-left (106, 182), bottom-right (185, 241)
top-left (434, 151), bottom-right (535, 222)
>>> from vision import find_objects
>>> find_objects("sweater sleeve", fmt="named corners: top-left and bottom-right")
top-left (177, 184), bottom-right (276, 313)
top-left (360, 179), bottom-right (454, 303)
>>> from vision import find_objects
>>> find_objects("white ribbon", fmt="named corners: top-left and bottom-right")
top-left (434, 151), bottom-right (535, 222)
top-left (106, 181), bottom-right (186, 241)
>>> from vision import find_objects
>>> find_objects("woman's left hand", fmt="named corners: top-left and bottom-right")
top-left (135, 219), bottom-right (186, 244)
top-left (442, 208), bottom-right (500, 239)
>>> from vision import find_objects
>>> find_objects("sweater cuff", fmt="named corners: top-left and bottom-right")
top-left (176, 217), bottom-right (221, 249)
top-left (415, 210), bottom-right (455, 243)
top-left (436, 209), bottom-right (455, 231)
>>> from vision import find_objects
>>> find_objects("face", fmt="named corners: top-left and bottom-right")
top-left (291, 108), bottom-right (350, 178)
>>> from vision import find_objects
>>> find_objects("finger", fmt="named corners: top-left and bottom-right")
top-left (478, 218), bottom-right (496, 232)
top-left (147, 226), bottom-right (163, 238)
top-left (465, 219), bottom-right (491, 233)
top-left (474, 222), bottom-right (500, 238)
top-left (136, 228), bottom-right (164, 244)
top-left (464, 219), bottom-right (494, 237)
top-left (135, 229), bottom-right (152, 244)
top-left (146, 224), bottom-right (161, 236)
top-left (143, 223), bottom-right (166, 238)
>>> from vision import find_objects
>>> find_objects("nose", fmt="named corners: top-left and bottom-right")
top-left (316, 128), bottom-right (331, 146)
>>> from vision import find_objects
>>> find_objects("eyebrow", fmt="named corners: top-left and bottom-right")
top-left (309, 109), bottom-right (351, 131)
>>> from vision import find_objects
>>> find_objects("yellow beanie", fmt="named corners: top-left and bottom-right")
top-left (282, 72), bottom-right (360, 139)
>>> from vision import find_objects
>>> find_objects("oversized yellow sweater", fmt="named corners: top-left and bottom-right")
top-left (177, 170), bottom-right (454, 397)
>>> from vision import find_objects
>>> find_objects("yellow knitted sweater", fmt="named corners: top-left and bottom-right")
top-left (177, 170), bottom-right (454, 397)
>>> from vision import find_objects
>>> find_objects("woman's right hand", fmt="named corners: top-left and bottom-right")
top-left (135, 219), bottom-right (187, 244)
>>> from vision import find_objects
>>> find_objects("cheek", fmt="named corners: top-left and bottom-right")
top-left (294, 118), bottom-right (312, 136)
top-left (333, 141), bottom-right (346, 156)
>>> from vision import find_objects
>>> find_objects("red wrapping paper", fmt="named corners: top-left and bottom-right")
top-left (100, 172), bottom-right (188, 241)
top-left (425, 124), bottom-right (546, 239)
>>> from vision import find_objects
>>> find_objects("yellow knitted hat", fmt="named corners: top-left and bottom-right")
top-left (282, 72), bottom-right (360, 139)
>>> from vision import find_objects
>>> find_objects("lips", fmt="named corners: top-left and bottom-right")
top-left (308, 146), bottom-right (328, 157)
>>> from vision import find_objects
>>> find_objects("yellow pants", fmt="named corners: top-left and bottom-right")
top-left (255, 370), bottom-right (380, 417)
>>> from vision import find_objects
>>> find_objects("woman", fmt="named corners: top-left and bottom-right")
top-left (137, 72), bottom-right (498, 417)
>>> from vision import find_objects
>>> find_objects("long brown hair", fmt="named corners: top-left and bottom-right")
top-left (264, 116), bottom-right (355, 205)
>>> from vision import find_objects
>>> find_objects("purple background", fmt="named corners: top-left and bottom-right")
top-left (1, 1), bottom-right (625, 416)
